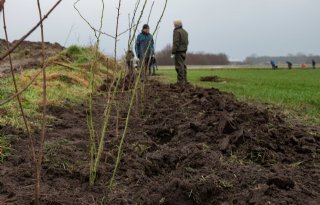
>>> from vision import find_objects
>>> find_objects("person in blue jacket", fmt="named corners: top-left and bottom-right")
top-left (270, 60), bottom-right (278, 69)
top-left (135, 24), bottom-right (154, 80)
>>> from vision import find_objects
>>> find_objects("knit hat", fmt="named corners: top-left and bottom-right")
top-left (143, 24), bottom-right (150, 29)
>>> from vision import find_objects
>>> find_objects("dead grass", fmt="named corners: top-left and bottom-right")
top-left (46, 73), bottom-right (89, 87)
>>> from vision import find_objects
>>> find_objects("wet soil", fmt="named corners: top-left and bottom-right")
top-left (0, 80), bottom-right (319, 205)
top-left (200, 75), bottom-right (225, 82)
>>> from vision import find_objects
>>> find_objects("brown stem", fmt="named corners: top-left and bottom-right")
top-left (34, 0), bottom-right (47, 204)
top-left (2, 7), bottom-right (36, 162)
top-left (0, 0), bottom-right (62, 62)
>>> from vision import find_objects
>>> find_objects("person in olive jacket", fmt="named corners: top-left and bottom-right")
top-left (172, 20), bottom-right (189, 85)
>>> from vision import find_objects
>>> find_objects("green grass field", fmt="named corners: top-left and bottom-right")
top-left (158, 68), bottom-right (320, 124)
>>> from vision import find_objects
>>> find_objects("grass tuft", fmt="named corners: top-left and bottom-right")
top-left (0, 46), bottom-right (111, 130)
top-left (0, 134), bottom-right (11, 162)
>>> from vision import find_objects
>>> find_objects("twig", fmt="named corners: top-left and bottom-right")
top-left (128, 0), bottom-right (148, 48)
top-left (34, 0), bottom-right (47, 204)
top-left (74, 0), bottom-right (116, 40)
top-left (63, 23), bottom-right (75, 46)
top-left (0, 0), bottom-right (62, 62)
top-left (147, 1), bottom-right (154, 24)
top-left (110, 0), bottom-right (169, 189)
top-left (128, 0), bottom-right (141, 49)
top-left (2, 7), bottom-right (36, 162)
top-left (114, 0), bottom-right (122, 62)
top-left (152, 0), bottom-right (168, 35)
top-left (0, 70), bottom-right (42, 106)
top-left (74, 0), bottom-right (108, 186)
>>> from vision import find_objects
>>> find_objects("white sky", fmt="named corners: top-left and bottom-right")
top-left (1, 0), bottom-right (319, 60)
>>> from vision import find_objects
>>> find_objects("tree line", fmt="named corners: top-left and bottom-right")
top-left (156, 45), bottom-right (229, 65)
top-left (244, 53), bottom-right (320, 65)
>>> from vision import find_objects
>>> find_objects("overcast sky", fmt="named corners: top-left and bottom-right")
top-left (1, 0), bottom-right (319, 60)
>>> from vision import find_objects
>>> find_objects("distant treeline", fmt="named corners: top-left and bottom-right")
top-left (244, 54), bottom-right (320, 65)
top-left (156, 45), bottom-right (229, 65)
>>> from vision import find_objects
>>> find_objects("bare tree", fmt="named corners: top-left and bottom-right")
top-left (0, 1), bottom-right (62, 204)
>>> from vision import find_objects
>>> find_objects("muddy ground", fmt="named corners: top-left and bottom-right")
top-left (0, 80), bottom-right (319, 205)
top-left (200, 75), bottom-right (225, 83)
top-left (0, 39), bottom-right (63, 76)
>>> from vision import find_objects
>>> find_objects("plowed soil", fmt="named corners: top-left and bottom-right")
top-left (0, 39), bottom-right (63, 76)
top-left (0, 80), bottom-right (319, 205)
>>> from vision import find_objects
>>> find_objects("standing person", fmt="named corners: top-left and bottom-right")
top-left (270, 60), bottom-right (278, 69)
top-left (172, 20), bottom-right (189, 85)
top-left (312, 59), bottom-right (316, 69)
top-left (286, 61), bottom-right (293, 69)
top-left (135, 24), bottom-right (154, 81)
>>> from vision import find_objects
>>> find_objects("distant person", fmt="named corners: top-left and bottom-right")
top-left (125, 49), bottom-right (135, 77)
top-left (135, 24), bottom-right (154, 81)
top-left (172, 20), bottom-right (189, 85)
top-left (312, 59), bottom-right (316, 69)
top-left (286, 61), bottom-right (293, 69)
top-left (270, 60), bottom-right (278, 69)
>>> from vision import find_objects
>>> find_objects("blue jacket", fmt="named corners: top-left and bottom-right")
top-left (135, 32), bottom-right (154, 59)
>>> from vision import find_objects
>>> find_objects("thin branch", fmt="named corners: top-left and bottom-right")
top-left (128, 13), bottom-right (131, 48)
top-left (34, 0), bottom-right (47, 204)
top-left (0, 70), bottom-right (42, 107)
top-left (114, 0), bottom-right (122, 62)
top-left (129, 0), bottom-right (148, 48)
top-left (74, 0), bottom-right (114, 39)
top-left (128, 0), bottom-right (141, 49)
top-left (74, 0), bottom-right (98, 39)
top-left (74, 0), bottom-right (107, 186)
top-left (152, 0), bottom-right (168, 35)
top-left (63, 23), bottom-right (75, 46)
top-left (118, 25), bottom-right (136, 38)
top-left (2, 7), bottom-right (36, 162)
top-left (110, 0), bottom-right (169, 189)
top-left (147, 1), bottom-right (154, 25)
top-left (0, 0), bottom-right (62, 62)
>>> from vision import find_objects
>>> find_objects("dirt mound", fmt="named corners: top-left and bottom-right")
top-left (0, 81), bottom-right (319, 204)
top-left (0, 39), bottom-right (64, 75)
top-left (200, 75), bottom-right (225, 82)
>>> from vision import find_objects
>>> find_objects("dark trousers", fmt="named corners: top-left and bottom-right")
top-left (175, 53), bottom-right (187, 83)
top-left (139, 57), bottom-right (151, 81)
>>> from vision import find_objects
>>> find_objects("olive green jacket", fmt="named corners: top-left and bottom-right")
top-left (172, 27), bottom-right (189, 54)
